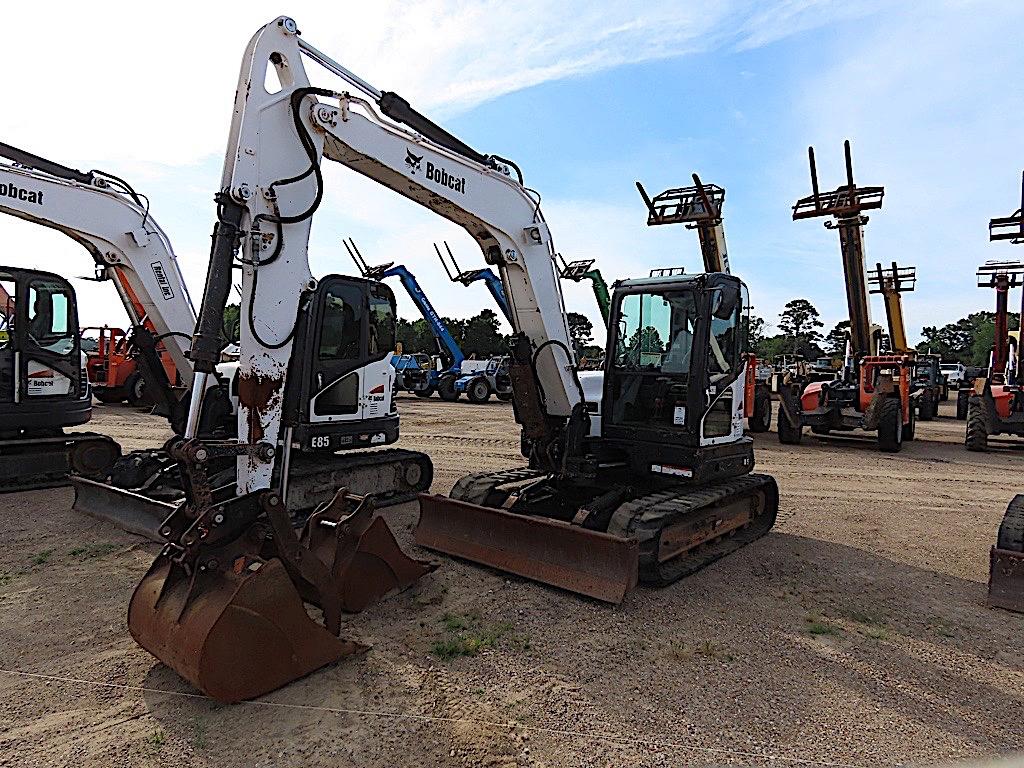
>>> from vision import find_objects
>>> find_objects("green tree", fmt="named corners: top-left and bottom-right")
top-left (919, 311), bottom-right (1020, 365)
top-left (824, 320), bottom-right (851, 357)
top-left (222, 303), bottom-right (240, 345)
top-left (778, 299), bottom-right (824, 356)
top-left (567, 312), bottom-right (594, 351)
top-left (459, 308), bottom-right (505, 358)
top-left (745, 314), bottom-right (767, 351)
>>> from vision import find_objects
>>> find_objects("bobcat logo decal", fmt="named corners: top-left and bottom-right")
top-left (405, 149), bottom-right (423, 174)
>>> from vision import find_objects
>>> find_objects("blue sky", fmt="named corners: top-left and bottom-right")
top-left (3, 1), bottom-right (1024, 343)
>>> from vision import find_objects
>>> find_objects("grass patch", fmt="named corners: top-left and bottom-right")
top-left (190, 717), bottom-right (207, 750)
top-left (844, 609), bottom-right (886, 627)
top-left (30, 549), bottom-right (54, 566)
top-left (145, 729), bottom-right (166, 755)
top-left (431, 614), bottom-right (515, 660)
top-left (68, 542), bottom-right (119, 560)
top-left (927, 619), bottom-right (955, 638)
top-left (665, 640), bottom-right (735, 663)
top-left (805, 616), bottom-right (842, 636)
top-left (0, 570), bottom-right (14, 588)
top-left (864, 627), bottom-right (888, 640)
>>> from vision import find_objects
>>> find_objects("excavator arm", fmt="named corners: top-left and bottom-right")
top-left (0, 143), bottom-right (199, 403)
top-left (185, 16), bottom-right (582, 494)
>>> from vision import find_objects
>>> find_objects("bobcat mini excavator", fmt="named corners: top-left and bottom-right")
top-left (124, 17), bottom-right (779, 701)
top-left (635, 172), bottom-right (773, 433)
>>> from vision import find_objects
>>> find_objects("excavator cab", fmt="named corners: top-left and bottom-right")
top-left (601, 273), bottom-right (752, 479)
top-left (0, 267), bottom-right (119, 489)
top-left (419, 272), bottom-right (776, 603)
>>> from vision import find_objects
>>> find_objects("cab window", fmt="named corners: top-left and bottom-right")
top-left (318, 283), bottom-right (363, 362)
top-left (27, 280), bottom-right (75, 355)
top-left (368, 284), bottom-right (396, 357)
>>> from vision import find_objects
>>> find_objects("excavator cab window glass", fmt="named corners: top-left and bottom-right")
top-left (318, 284), bottom-right (362, 362)
top-left (368, 284), bottom-right (396, 357)
top-left (313, 281), bottom-right (365, 416)
top-left (610, 289), bottom-right (698, 429)
top-left (707, 284), bottom-right (744, 381)
top-left (26, 281), bottom-right (74, 355)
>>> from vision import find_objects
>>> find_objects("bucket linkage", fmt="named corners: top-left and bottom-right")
top-left (129, 446), bottom-right (434, 702)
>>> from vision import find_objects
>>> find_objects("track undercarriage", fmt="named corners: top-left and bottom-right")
top-left (417, 467), bottom-right (779, 603)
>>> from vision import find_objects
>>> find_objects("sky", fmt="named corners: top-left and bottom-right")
top-left (3, 0), bottom-right (1024, 345)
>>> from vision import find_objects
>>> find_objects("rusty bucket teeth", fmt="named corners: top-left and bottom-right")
top-left (415, 493), bottom-right (638, 604)
top-left (129, 556), bottom-right (366, 704)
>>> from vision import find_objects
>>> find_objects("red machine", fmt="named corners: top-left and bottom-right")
top-left (776, 141), bottom-right (915, 451)
top-left (83, 325), bottom-right (178, 405)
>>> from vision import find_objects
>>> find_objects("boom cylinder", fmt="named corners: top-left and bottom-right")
top-left (190, 195), bottom-right (245, 373)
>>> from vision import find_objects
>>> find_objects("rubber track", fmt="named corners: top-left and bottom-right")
top-left (288, 447), bottom-right (434, 506)
top-left (998, 494), bottom-right (1024, 552)
top-left (607, 473), bottom-right (779, 586)
top-left (449, 467), bottom-right (545, 505)
top-left (0, 433), bottom-right (117, 494)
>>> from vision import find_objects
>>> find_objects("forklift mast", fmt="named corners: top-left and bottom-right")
top-left (977, 261), bottom-right (1024, 382)
top-left (636, 173), bottom-right (730, 274)
top-left (793, 141), bottom-right (884, 359)
top-left (556, 256), bottom-right (611, 328)
top-left (868, 262), bottom-right (917, 354)
top-left (434, 241), bottom-right (512, 324)
top-left (989, 170), bottom-right (1024, 380)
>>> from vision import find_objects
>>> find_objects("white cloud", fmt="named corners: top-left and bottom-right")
top-left (790, 0), bottom-right (1024, 341)
top-left (2, 0), bottom-right (874, 330)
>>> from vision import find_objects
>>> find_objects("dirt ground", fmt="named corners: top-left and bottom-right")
top-left (1, 395), bottom-right (1022, 768)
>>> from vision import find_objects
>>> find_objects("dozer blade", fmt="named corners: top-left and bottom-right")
top-left (129, 556), bottom-right (366, 703)
top-left (298, 489), bottom-right (437, 613)
top-left (415, 493), bottom-right (639, 604)
top-left (72, 477), bottom-right (174, 542)
top-left (988, 548), bottom-right (1024, 613)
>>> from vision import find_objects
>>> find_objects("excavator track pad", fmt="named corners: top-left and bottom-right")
top-left (989, 494), bottom-right (1024, 613)
top-left (416, 470), bottom-right (778, 604)
top-left (129, 487), bottom-right (433, 702)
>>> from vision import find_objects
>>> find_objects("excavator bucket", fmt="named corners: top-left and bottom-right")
top-left (297, 489), bottom-right (437, 613)
top-left (988, 495), bottom-right (1024, 613)
top-left (988, 548), bottom-right (1024, 613)
top-left (129, 556), bottom-right (365, 703)
top-left (128, 488), bottom-right (432, 702)
top-left (415, 494), bottom-right (638, 604)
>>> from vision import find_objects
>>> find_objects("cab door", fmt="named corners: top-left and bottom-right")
top-left (305, 277), bottom-right (396, 426)
top-left (19, 274), bottom-right (81, 400)
top-left (308, 278), bottom-right (366, 424)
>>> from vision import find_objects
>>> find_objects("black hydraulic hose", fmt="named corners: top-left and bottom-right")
top-left (531, 339), bottom-right (586, 405)
top-left (0, 140), bottom-right (92, 184)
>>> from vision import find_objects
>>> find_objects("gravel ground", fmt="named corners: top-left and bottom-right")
top-left (0, 396), bottom-right (1021, 767)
